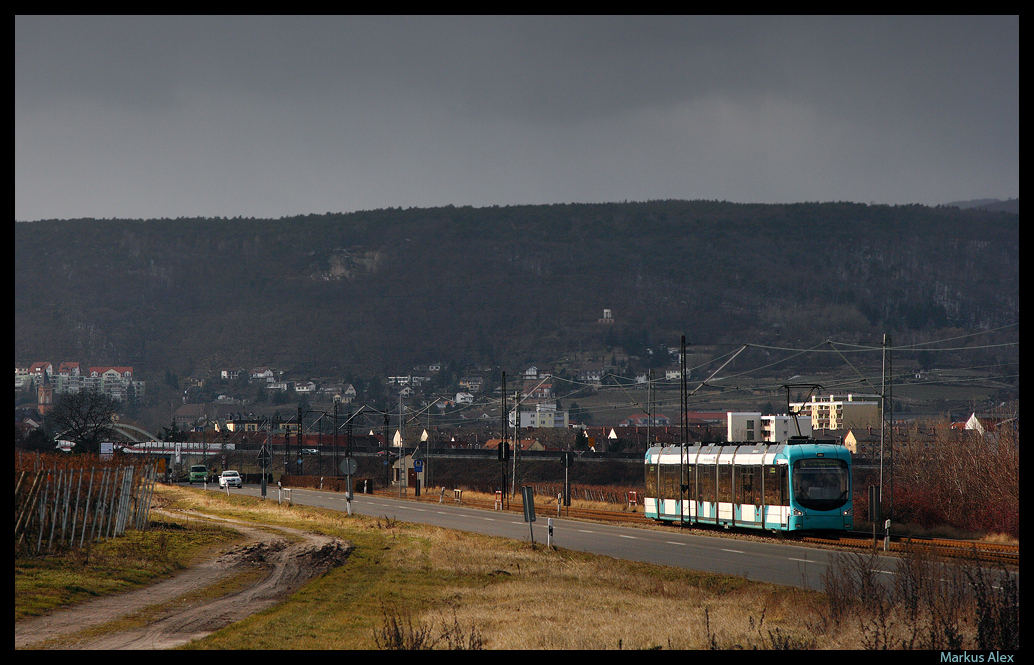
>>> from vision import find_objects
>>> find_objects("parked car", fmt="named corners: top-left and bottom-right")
top-left (219, 470), bottom-right (243, 489)
top-left (189, 465), bottom-right (208, 484)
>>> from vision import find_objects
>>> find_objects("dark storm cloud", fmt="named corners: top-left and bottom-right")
top-left (15, 16), bottom-right (1018, 220)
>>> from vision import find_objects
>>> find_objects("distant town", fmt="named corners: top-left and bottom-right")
top-left (15, 355), bottom-right (1006, 461)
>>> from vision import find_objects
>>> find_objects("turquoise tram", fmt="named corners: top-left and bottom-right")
top-left (644, 437), bottom-right (853, 532)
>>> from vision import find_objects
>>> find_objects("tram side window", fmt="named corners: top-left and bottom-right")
top-left (645, 464), bottom-right (657, 497)
top-left (683, 464), bottom-right (695, 500)
top-left (698, 465), bottom-right (715, 503)
top-left (764, 465), bottom-right (789, 506)
top-left (663, 465), bottom-right (679, 500)
top-left (739, 465), bottom-right (758, 505)
top-left (718, 465), bottom-right (732, 503)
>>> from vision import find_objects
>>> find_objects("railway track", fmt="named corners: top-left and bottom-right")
top-left (369, 488), bottom-right (1018, 566)
top-left (384, 488), bottom-right (652, 524)
top-left (803, 531), bottom-right (1020, 565)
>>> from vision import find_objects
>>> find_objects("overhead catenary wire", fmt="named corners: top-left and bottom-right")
top-left (329, 324), bottom-right (1017, 430)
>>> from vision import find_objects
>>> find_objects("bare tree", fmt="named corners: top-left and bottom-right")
top-left (47, 391), bottom-right (121, 454)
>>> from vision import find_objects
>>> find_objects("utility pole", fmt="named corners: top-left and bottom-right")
top-left (680, 335), bottom-right (688, 525)
top-left (425, 403), bottom-right (433, 488)
top-left (383, 413), bottom-right (390, 487)
top-left (399, 391), bottom-right (405, 498)
top-left (346, 410), bottom-right (353, 459)
top-left (500, 372), bottom-right (509, 507)
top-left (512, 390), bottom-right (520, 498)
top-left (880, 333), bottom-right (894, 520)
top-left (333, 401), bottom-right (339, 477)
top-left (647, 369), bottom-right (653, 451)
top-left (261, 417), bottom-right (270, 498)
top-left (887, 334), bottom-right (893, 519)
top-left (297, 406), bottom-right (303, 477)
top-left (680, 335), bottom-right (688, 446)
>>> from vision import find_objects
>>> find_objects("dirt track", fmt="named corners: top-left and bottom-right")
top-left (15, 511), bottom-right (352, 650)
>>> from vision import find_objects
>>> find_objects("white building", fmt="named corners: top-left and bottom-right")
top-left (727, 412), bottom-right (811, 443)
top-left (85, 366), bottom-right (145, 401)
top-left (508, 401), bottom-right (569, 428)
top-left (762, 414), bottom-right (811, 442)
top-left (727, 412), bottom-right (762, 442)
top-left (14, 367), bottom-right (31, 390)
top-left (788, 394), bottom-right (880, 430)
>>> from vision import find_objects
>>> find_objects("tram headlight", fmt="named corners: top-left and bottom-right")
top-left (842, 507), bottom-right (853, 516)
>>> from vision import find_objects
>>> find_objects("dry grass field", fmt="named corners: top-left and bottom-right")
top-left (16, 484), bottom-right (1018, 650)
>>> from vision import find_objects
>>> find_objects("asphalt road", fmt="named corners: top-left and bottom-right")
top-left (194, 482), bottom-right (909, 592)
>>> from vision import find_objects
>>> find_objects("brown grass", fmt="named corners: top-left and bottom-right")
top-left (19, 484), bottom-right (1018, 650)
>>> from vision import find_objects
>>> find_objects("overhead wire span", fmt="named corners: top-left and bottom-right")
top-left (330, 325), bottom-right (1017, 430)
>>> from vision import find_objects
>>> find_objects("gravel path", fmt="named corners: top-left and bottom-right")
top-left (15, 511), bottom-right (351, 650)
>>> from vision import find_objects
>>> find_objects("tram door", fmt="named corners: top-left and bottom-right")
top-left (659, 463), bottom-right (676, 520)
top-left (738, 464), bottom-right (764, 528)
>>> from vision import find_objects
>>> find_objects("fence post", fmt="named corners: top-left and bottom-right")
top-left (69, 468), bottom-right (83, 546)
top-left (60, 469), bottom-right (74, 546)
top-left (104, 468), bottom-right (117, 540)
top-left (91, 467), bottom-right (108, 544)
top-left (114, 467), bottom-right (132, 536)
top-left (136, 464), bottom-right (157, 530)
top-left (37, 470), bottom-right (50, 553)
top-left (15, 470), bottom-right (44, 544)
top-left (104, 467), bottom-right (118, 540)
top-left (81, 468), bottom-right (95, 548)
top-left (48, 469), bottom-right (62, 551)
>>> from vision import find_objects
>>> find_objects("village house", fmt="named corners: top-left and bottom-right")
top-left (29, 362), bottom-right (53, 382)
top-left (251, 367), bottom-right (276, 382)
top-left (88, 366), bottom-right (144, 401)
top-left (458, 376), bottom-right (485, 392)
top-left (483, 438), bottom-right (544, 452)
top-left (620, 413), bottom-right (671, 427)
top-left (522, 381), bottom-right (553, 399)
top-left (14, 366), bottom-right (31, 390)
top-left (577, 367), bottom-right (604, 384)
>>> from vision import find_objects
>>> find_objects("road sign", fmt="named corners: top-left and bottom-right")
top-left (340, 457), bottom-right (357, 476)
top-left (522, 486), bottom-right (536, 523)
top-left (522, 485), bottom-right (537, 547)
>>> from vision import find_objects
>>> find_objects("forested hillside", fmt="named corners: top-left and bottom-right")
top-left (15, 200), bottom-right (1019, 379)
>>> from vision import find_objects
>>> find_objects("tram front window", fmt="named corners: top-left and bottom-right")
top-left (792, 458), bottom-right (849, 512)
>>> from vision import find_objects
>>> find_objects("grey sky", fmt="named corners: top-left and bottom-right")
top-left (15, 15), bottom-right (1018, 221)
